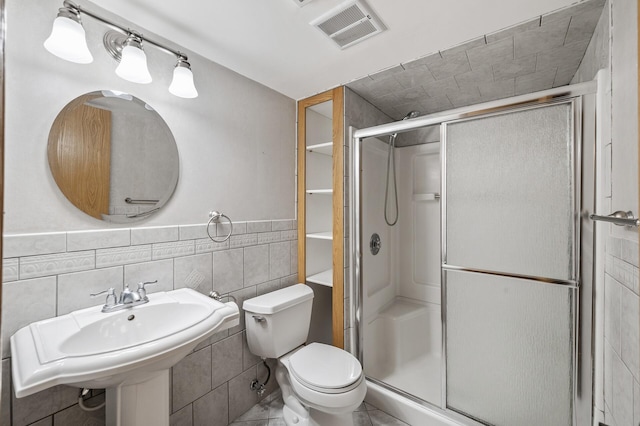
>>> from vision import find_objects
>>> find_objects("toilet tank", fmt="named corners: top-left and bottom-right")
top-left (243, 284), bottom-right (314, 359)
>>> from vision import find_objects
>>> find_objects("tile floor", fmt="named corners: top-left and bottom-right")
top-left (231, 390), bottom-right (410, 426)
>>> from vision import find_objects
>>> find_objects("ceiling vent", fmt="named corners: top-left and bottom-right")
top-left (311, 1), bottom-right (386, 49)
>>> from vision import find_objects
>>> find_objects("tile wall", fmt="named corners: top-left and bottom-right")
top-left (1, 219), bottom-right (297, 426)
top-left (604, 4), bottom-right (640, 426)
top-left (604, 235), bottom-right (640, 426)
top-left (572, 1), bottom-right (640, 425)
top-left (346, 0), bottom-right (606, 120)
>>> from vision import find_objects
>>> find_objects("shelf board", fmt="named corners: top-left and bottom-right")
top-left (306, 189), bottom-right (333, 195)
top-left (306, 142), bottom-right (333, 156)
top-left (306, 231), bottom-right (333, 240)
top-left (307, 269), bottom-right (333, 287)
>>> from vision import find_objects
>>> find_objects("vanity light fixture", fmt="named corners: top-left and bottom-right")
top-left (44, 4), bottom-right (93, 63)
top-left (45, 0), bottom-right (198, 98)
top-left (115, 33), bottom-right (152, 84)
top-left (168, 56), bottom-right (198, 99)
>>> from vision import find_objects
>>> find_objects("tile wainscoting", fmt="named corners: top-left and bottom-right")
top-left (603, 234), bottom-right (640, 426)
top-left (1, 219), bottom-right (298, 426)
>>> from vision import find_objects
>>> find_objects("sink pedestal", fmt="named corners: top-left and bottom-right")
top-left (106, 370), bottom-right (170, 426)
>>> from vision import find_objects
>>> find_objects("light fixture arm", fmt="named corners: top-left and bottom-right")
top-left (62, 0), bottom-right (188, 61)
top-left (56, 5), bottom-right (82, 22)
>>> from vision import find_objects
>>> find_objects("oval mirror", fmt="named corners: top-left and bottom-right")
top-left (47, 91), bottom-right (179, 222)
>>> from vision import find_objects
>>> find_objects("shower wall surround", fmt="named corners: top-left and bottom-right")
top-left (2, 0), bottom-right (296, 425)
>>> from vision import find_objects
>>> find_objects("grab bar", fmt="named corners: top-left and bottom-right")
top-left (590, 211), bottom-right (640, 227)
top-left (125, 198), bottom-right (159, 205)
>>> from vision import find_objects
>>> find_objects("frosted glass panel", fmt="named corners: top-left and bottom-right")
top-left (446, 270), bottom-right (574, 426)
top-left (445, 103), bottom-right (574, 280)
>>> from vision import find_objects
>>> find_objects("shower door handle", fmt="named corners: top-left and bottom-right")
top-left (590, 211), bottom-right (640, 227)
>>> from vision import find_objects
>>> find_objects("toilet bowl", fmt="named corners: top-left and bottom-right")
top-left (243, 284), bottom-right (366, 426)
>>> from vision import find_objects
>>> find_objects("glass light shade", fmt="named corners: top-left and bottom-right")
top-left (115, 44), bottom-right (152, 84)
top-left (44, 16), bottom-right (93, 64)
top-left (169, 65), bottom-right (199, 98)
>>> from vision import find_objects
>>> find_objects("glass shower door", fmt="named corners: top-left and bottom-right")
top-left (442, 101), bottom-right (578, 426)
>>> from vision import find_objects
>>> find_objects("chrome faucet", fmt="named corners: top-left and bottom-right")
top-left (120, 286), bottom-right (141, 304)
top-left (91, 280), bottom-right (158, 313)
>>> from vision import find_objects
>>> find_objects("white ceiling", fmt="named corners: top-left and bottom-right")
top-left (90, 0), bottom-right (580, 100)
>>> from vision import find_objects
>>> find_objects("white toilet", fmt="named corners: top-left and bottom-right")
top-left (243, 284), bottom-right (366, 426)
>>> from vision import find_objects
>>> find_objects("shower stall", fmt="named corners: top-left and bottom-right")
top-left (350, 82), bottom-right (597, 426)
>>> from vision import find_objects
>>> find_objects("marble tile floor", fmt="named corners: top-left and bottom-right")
top-left (231, 390), bottom-right (410, 426)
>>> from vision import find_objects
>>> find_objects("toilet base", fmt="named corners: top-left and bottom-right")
top-left (277, 364), bottom-right (358, 426)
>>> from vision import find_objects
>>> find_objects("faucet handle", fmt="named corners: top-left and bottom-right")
top-left (136, 280), bottom-right (158, 300)
top-left (90, 288), bottom-right (117, 308)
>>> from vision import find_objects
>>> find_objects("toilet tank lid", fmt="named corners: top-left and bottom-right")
top-left (243, 284), bottom-right (313, 314)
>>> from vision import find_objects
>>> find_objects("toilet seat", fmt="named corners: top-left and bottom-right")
top-left (288, 343), bottom-right (363, 394)
top-left (279, 354), bottom-right (367, 413)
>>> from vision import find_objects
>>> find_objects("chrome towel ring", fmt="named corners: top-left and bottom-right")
top-left (207, 211), bottom-right (233, 243)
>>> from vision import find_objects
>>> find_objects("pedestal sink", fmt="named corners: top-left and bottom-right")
top-left (11, 288), bottom-right (239, 426)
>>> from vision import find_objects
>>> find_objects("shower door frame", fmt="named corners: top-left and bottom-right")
top-left (351, 81), bottom-right (597, 426)
top-left (440, 98), bottom-right (581, 425)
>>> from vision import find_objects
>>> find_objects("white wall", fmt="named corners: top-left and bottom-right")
top-left (5, 0), bottom-right (295, 234)
top-left (610, 0), bottom-right (639, 243)
top-left (1, 0), bottom-right (297, 424)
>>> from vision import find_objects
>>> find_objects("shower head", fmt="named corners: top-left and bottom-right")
top-left (390, 111), bottom-right (421, 140)
top-left (403, 110), bottom-right (420, 120)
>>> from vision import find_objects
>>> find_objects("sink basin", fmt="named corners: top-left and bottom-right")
top-left (11, 288), bottom-right (239, 397)
top-left (58, 302), bottom-right (212, 357)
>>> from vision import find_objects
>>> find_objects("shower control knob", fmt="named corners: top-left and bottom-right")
top-left (370, 233), bottom-right (381, 255)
